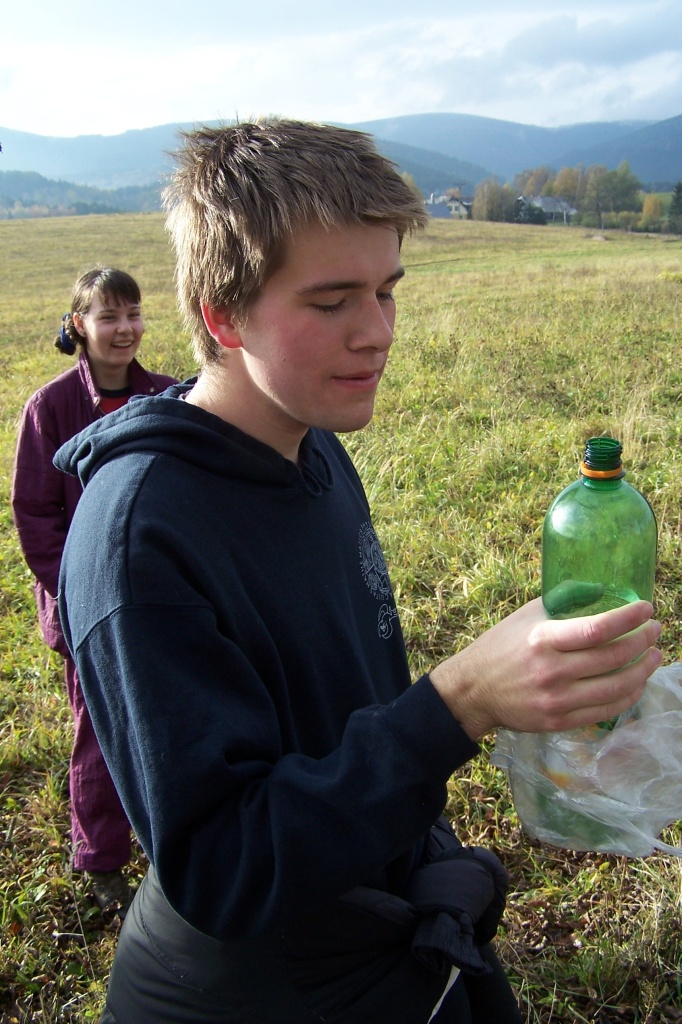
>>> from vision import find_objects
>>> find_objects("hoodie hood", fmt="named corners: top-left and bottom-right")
top-left (54, 379), bottom-right (333, 497)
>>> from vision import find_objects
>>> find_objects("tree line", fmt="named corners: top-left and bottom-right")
top-left (470, 163), bottom-right (682, 232)
top-left (0, 170), bottom-right (162, 219)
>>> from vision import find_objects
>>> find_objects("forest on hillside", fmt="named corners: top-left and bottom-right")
top-left (0, 171), bottom-right (159, 219)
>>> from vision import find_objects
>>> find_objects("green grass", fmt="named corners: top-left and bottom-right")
top-left (1, 214), bottom-right (681, 1022)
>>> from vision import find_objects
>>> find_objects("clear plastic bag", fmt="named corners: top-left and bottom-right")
top-left (491, 663), bottom-right (682, 858)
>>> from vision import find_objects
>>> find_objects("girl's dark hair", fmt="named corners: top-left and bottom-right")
top-left (55, 267), bottom-right (142, 355)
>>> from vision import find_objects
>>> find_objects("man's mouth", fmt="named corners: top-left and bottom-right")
top-left (335, 366), bottom-right (383, 382)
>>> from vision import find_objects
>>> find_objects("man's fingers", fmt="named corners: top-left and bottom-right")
top-left (542, 600), bottom-right (658, 653)
top-left (540, 644), bottom-right (662, 727)
top-left (583, 619), bottom-right (662, 677)
top-left (555, 645), bottom-right (663, 731)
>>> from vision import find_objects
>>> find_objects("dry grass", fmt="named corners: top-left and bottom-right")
top-left (1, 214), bottom-right (681, 1022)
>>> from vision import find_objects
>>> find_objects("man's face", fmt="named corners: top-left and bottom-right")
top-left (213, 220), bottom-right (404, 459)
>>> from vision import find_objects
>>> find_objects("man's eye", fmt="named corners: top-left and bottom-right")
top-left (312, 300), bottom-right (344, 314)
top-left (377, 291), bottom-right (395, 303)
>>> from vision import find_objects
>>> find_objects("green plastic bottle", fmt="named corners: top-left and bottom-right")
top-left (531, 437), bottom-right (658, 847)
top-left (542, 436), bottom-right (657, 621)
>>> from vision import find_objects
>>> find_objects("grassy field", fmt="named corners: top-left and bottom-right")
top-left (1, 213), bottom-right (681, 1022)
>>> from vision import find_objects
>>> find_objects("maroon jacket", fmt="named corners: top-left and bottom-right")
top-left (11, 352), bottom-right (177, 654)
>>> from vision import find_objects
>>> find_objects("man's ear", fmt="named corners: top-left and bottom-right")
top-left (201, 304), bottom-right (243, 350)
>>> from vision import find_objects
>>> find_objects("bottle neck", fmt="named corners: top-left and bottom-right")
top-left (580, 458), bottom-right (625, 490)
top-left (581, 474), bottom-right (623, 490)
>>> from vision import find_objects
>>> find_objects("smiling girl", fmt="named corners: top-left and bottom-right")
top-left (11, 267), bottom-right (178, 918)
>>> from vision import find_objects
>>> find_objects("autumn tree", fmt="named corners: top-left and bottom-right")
top-left (400, 171), bottom-right (423, 201)
top-left (582, 165), bottom-right (609, 226)
top-left (582, 162), bottom-right (642, 226)
top-left (668, 181), bottom-right (682, 233)
top-left (553, 166), bottom-right (584, 207)
top-left (603, 162), bottom-right (642, 212)
top-left (639, 194), bottom-right (664, 230)
top-left (512, 169), bottom-right (535, 194)
top-left (472, 179), bottom-right (515, 222)
top-left (512, 165), bottom-right (554, 197)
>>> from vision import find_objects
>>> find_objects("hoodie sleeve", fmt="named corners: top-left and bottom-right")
top-left (72, 601), bottom-right (478, 942)
top-left (12, 392), bottom-right (72, 597)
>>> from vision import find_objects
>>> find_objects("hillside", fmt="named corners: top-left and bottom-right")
top-left (0, 169), bottom-right (160, 217)
top-left (0, 124), bottom-right (494, 216)
top-left (1, 122), bottom-right (492, 194)
top-left (347, 113), bottom-right (656, 182)
top-left (364, 138), bottom-right (492, 195)
top-left (1, 111), bottom-right (680, 218)
top-left (553, 113), bottom-right (682, 190)
top-left (0, 124), bottom-right (185, 190)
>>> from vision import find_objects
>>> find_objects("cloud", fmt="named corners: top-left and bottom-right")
top-left (504, 7), bottom-right (682, 67)
top-left (1, 1), bottom-right (680, 136)
top-left (329, 10), bottom-right (682, 126)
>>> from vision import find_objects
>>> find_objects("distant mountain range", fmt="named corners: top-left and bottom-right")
top-left (350, 113), bottom-right (682, 189)
top-left (1, 112), bottom-right (681, 216)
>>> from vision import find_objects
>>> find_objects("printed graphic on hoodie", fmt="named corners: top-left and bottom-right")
top-left (358, 521), bottom-right (398, 639)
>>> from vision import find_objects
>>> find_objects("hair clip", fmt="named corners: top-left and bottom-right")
top-left (58, 313), bottom-right (77, 355)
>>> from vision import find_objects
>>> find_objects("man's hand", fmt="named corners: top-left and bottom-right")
top-left (430, 599), bottom-right (662, 741)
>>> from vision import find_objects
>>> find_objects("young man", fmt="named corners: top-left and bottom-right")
top-left (56, 120), bottom-right (661, 1024)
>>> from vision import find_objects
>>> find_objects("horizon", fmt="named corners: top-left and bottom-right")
top-left (0, 108), bottom-right (674, 145)
top-left (2, 109), bottom-right (680, 201)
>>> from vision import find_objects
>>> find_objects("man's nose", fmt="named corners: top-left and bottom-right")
top-left (349, 299), bottom-right (394, 350)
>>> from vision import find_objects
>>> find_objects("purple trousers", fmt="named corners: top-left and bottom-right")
top-left (63, 655), bottom-right (131, 872)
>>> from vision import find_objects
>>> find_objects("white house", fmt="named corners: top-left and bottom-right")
top-left (424, 193), bottom-right (472, 220)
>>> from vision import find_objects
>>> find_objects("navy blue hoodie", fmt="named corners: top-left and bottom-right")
top-left (55, 382), bottom-right (480, 943)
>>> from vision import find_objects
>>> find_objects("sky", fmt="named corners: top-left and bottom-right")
top-left (2, 0), bottom-right (681, 138)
